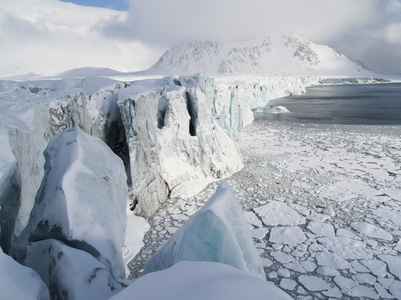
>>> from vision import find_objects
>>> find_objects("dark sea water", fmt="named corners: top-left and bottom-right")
top-left (255, 83), bottom-right (401, 125)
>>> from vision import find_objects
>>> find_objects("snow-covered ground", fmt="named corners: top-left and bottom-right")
top-left (129, 120), bottom-right (401, 299)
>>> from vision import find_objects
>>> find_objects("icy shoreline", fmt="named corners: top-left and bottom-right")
top-left (129, 120), bottom-right (401, 299)
top-left (1, 74), bottom-right (399, 298)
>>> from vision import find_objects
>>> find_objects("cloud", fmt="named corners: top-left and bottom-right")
top-left (98, 0), bottom-right (376, 44)
top-left (1, 0), bottom-right (400, 75)
top-left (0, 0), bottom-right (161, 77)
top-left (97, 0), bottom-right (401, 74)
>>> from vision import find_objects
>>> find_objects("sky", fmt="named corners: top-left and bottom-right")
top-left (0, 0), bottom-right (400, 77)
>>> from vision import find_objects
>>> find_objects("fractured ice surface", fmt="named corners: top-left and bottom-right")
top-left (132, 120), bottom-right (401, 299)
top-left (15, 129), bottom-right (128, 293)
top-left (351, 222), bottom-right (393, 241)
top-left (143, 181), bottom-right (265, 279)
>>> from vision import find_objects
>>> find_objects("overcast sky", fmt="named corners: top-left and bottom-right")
top-left (1, 0), bottom-right (400, 77)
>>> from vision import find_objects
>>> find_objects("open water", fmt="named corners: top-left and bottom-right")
top-left (256, 83), bottom-right (401, 125)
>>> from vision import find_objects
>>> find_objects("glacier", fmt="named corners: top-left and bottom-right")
top-left (117, 74), bottom-right (316, 217)
top-left (0, 68), bottom-right (394, 299)
top-left (143, 181), bottom-right (265, 279)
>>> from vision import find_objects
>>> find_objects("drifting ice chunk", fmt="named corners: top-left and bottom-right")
top-left (269, 226), bottom-right (306, 247)
top-left (298, 275), bottom-right (330, 291)
top-left (16, 129), bottom-right (128, 280)
top-left (0, 248), bottom-right (49, 300)
top-left (263, 105), bottom-right (290, 114)
top-left (351, 222), bottom-right (393, 241)
top-left (379, 255), bottom-right (401, 280)
top-left (254, 201), bottom-right (306, 226)
top-left (143, 181), bottom-right (265, 279)
top-left (111, 261), bottom-right (293, 300)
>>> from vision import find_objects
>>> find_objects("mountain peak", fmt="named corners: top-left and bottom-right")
top-left (148, 35), bottom-right (372, 77)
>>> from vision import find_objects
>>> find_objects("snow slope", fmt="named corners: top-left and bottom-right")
top-left (148, 35), bottom-right (373, 77)
top-left (0, 248), bottom-right (49, 300)
top-left (112, 261), bottom-right (293, 300)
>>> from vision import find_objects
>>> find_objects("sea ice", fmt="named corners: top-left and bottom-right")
top-left (389, 281), bottom-right (401, 299)
top-left (351, 222), bottom-right (393, 241)
top-left (269, 226), bottom-right (307, 247)
top-left (143, 181), bottom-right (265, 279)
top-left (373, 208), bottom-right (401, 227)
top-left (254, 201), bottom-right (306, 226)
top-left (0, 248), bottom-right (49, 300)
top-left (315, 251), bottom-right (351, 269)
top-left (352, 273), bottom-right (377, 285)
top-left (317, 236), bottom-right (372, 260)
top-left (307, 221), bottom-right (335, 237)
top-left (271, 252), bottom-right (295, 264)
top-left (333, 275), bottom-right (358, 289)
top-left (316, 267), bottom-right (340, 276)
top-left (280, 278), bottom-right (297, 291)
top-left (298, 275), bottom-right (330, 291)
top-left (322, 287), bottom-right (342, 298)
top-left (342, 285), bottom-right (379, 299)
top-left (379, 255), bottom-right (401, 280)
top-left (244, 211), bottom-right (263, 228)
top-left (360, 259), bottom-right (389, 277)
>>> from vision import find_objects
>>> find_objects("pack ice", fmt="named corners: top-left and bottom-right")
top-left (143, 181), bottom-right (265, 279)
top-left (14, 129), bottom-right (128, 299)
top-left (116, 182), bottom-right (292, 300)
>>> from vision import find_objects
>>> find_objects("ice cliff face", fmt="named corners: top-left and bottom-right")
top-left (0, 74), bottom-right (315, 241)
top-left (148, 35), bottom-right (372, 77)
top-left (117, 74), bottom-right (315, 217)
top-left (0, 78), bottom-right (128, 252)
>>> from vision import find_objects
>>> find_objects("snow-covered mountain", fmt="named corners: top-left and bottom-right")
top-left (148, 35), bottom-right (371, 77)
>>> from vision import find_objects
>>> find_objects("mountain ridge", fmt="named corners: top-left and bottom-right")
top-left (148, 35), bottom-right (373, 77)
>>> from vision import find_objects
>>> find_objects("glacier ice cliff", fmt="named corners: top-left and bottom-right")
top-left (14, 129), bottom-right (128, 299)
top-left (1, 73), bottom-right (317, 248)
top-left (118, 74), bottom-right (315, 217)
top-left (0, 78), bottom-right (128, 248)
top-left (143, 181), bottom-right (265, 279)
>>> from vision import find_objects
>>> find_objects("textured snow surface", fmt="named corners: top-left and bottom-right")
top-left (9, 129), bottom-right (129, 299)
top-left (0, 248), bottom-right (49, 300)
top-left (15, 129), bottom-right (128, 279)
top-left (25, 239), bottom-right (124, 300)
top-left (131, 120), bottom-right (401, 299)
top-left (143, 181), bottom-right (265, 279)
top-left (112, 261), bottom-right (293, 300)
